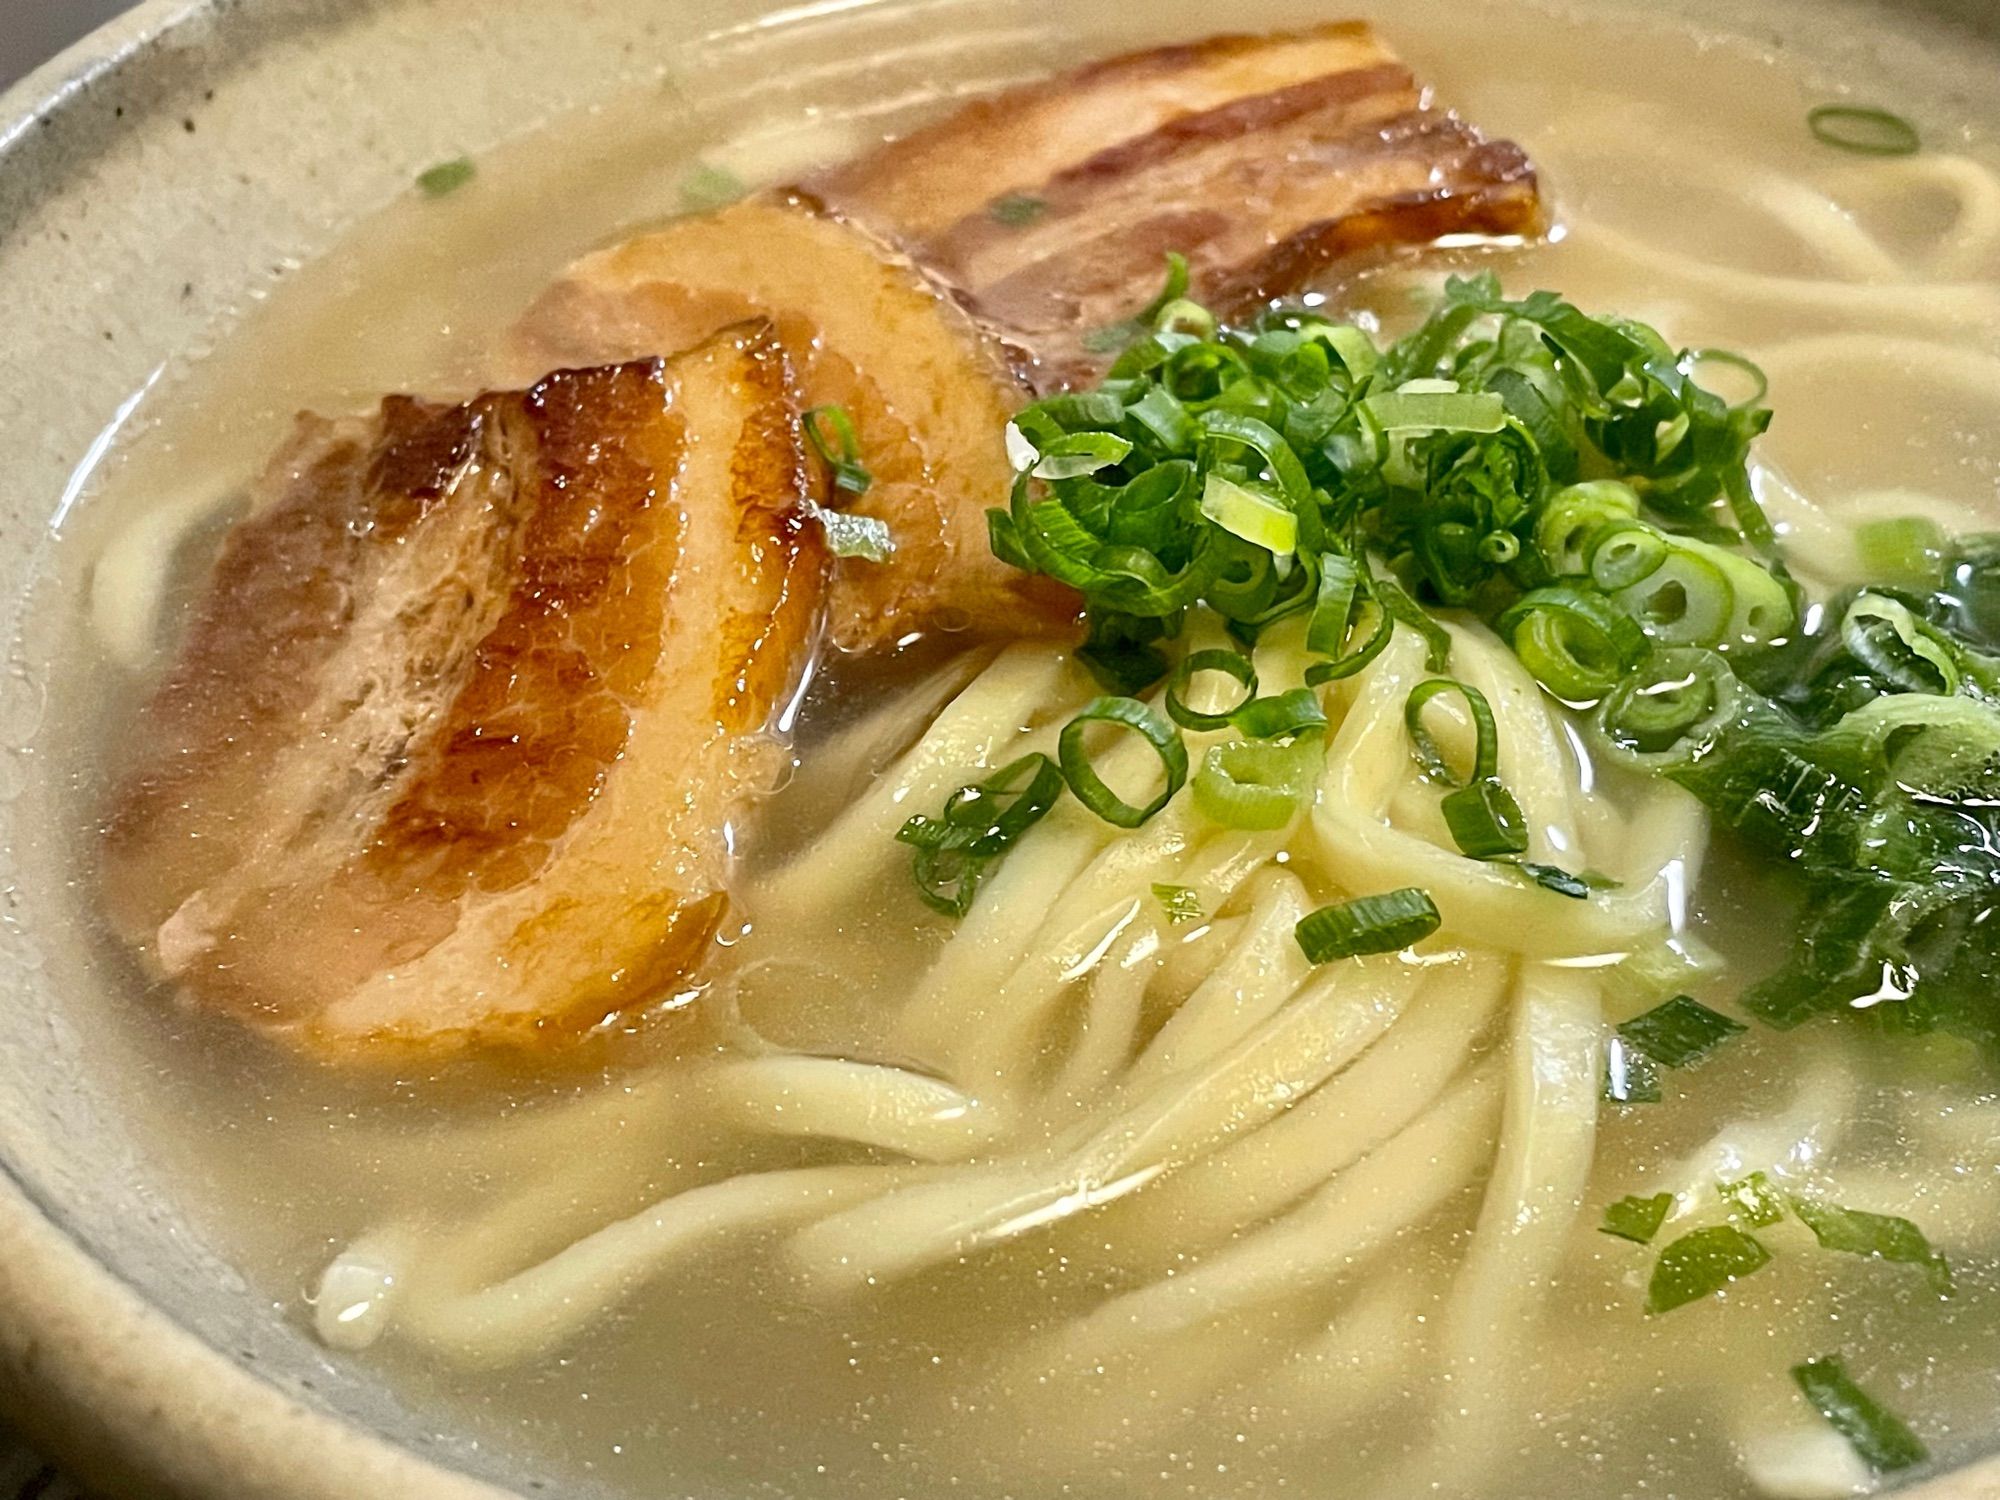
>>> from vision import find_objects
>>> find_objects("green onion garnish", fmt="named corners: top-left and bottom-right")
top-left (1791, 1355), bottom-right (1928, 1473)
top-left (1717, 1172), bottom-right (1787, 1229)
top-left (1515, 861), bottom-right (1593, 899)
top-left (1152, 883), bottom-right (1204, 925)
top-left (989, 193), bottom-right (1048, 226)
top-left (416, 157), bottom-right (475, 198)
top-left (1788, 1197), bottom-right (1953, 1293)
top-left (1617, 994), bottom-right (1746, 1071)
top-left (896, 752), bottom-right (1065, 917)
top-left (1440, 778), bottom-right (1530, 859)
top-left (1361, 386), bottom-right (1507, 434)
top-left (1854, 516), bottom-right (1946, 587)
top-left (1200, 474), bottom-right (1297, 558)
top-left (1295, 888), bottom-right (1441, 964)
top-left (803, 405), bottom-right (873, 497)
top-left (1231, 686), bottom-right (1327, 741)
top-left (1192, 735), bottom-right (1322, 831)
top-left (1600, 1191), bottom-right (1674, 1245)
top-left (1645, 1224), bottom-right (1772, 1314)
top-left (1603, 1036), bottom-right (1661, 1104)
top-left (1165, 649), bottom-right (1258, 732)
top-left (1403, 678), bottom-right (1499, 786)
top-left (1807, 104), bottom-right (1920, 157)
top-left (679, 160), bottom-right (747, 212)
top-left (1058, 697), bottom-right (1188, 829)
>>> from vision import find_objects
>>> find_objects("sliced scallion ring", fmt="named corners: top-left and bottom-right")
top-left (1404, 678), bottom-right (1502, 787)
top-left (1232, 686), bottom-right (1329, 741)
top-left (1192, 735), bottom-right (1322, 830)
top-left (802, 404), bottom-right (873, 496)
top-left (1166, 649), bottom-right (1259, 732)
top-left (1500, 586), bottom-right (1647, 702)
top-left (1058, 697), bottom-right (1189, 829)
top-left (1295, 888), bottom-right (1442, 963)
top-left (1440, 777), bottom-right (1530, 859)
top-left (1807, 103), bottom-right (1920, 157)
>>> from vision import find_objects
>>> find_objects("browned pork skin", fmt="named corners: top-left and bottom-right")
top-left (101, 324), bottom-right (825, 1062)
top-left (810, 21), bottom-right (1543, 388)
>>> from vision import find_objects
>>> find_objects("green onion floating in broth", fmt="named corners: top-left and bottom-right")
top-left (1645, 1225), bottom-right (1773, 1314)
top-left (1791, 1356), bottom-right (1929, 1473)
top-left (1807, 103), bottom-right (1921, 157)
top-left (416, 156), bottom-right (476, 198)
top-left (1599, 1192), bottom-right (1675, 1245)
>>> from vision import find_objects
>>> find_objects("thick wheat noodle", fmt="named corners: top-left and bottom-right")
top-left (754, 645), bottom-right (1082, 916)
top-left (1577, 217), bottom-right (2000, 326)
top-left (1122, 866), bottom-right (1316, 1086)
top-left (1093, 953), bottom-right (1505, 1273)
top-left (1420, 965), bottom-right (1603, 1487)
top-left (1311, 632), bottom-right (1669, 956)
top-left (317, 1165), bottom-right (909, 1367)
top-left (786, 943), bottom-right (1426, 1295)
top-left (1021, 1063), bottom-right (1503, 1369)
top-left (1048, 925), bottom-right (1159, 1104)
top-left (694, 1055), bottom-right (1002, 1160)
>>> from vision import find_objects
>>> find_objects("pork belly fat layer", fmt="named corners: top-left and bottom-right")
top-left (102, 324), bottom-right (826, 1061)
top-left (809, 22), bottom-right (1544, 387)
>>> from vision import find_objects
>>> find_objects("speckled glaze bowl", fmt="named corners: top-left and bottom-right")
top-left (4, 2), bottom-right (2000, 1497)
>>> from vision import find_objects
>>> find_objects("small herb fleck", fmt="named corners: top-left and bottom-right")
top-left (416, 157), bottom-right (476, 199)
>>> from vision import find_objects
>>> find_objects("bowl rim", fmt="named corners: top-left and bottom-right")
top-left (0, 16), bottom-right (513, 1498)
top-left (6, 2), bottom-right (2000, 1498)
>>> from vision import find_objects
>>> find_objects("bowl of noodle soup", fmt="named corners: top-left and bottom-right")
top-left (5, 1), bottom-right (2000, 1498)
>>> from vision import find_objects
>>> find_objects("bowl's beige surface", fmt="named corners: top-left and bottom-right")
top-left (4, 0), bottom-right (2000, 1496)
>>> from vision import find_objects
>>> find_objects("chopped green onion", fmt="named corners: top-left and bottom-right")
top-left (1842, 592), bottom-right (1960, 696)
top-left (1499, 586), bottom-right (1647, 701)
top-left (1855, 516), bottom-right (1947, 587)
top-left (1317, 323), bottom-right (1379, 379)
top-left (1306, 560), bottom-right (1395, 684)
top-left (1615, 542), bottom-right (1732, 647)
top-left (1440, 778), bottom-right (1530, 859)
top-left (416, 157), bottom-right (475, 197)
top-left (1152, 882), bottom-right (1204, 924)
top-left (1718, 1172), bottom-right (1787, 1229)
top-left (1600, 1192), bottom-right (1674, 1245)
top-left (1791, 1356), bottom-right (1928, 1473)
top-left (1646, 1224), bottom-right (1773, 1314)
top-left (1058, 697), bottom-right (1188, 829)
top-left (1295, 888), bottom-right (1441, 964)
top-left (1032, 430), bottom-right (1133, 481)
top-left (1617, 994), bottom-right (1746, 1070)
top-left (1377, 580), bottom-right (1452, 670)
top-left (1594, 648), bottom-right (1738, 766)
top-left (896, 753), bottom-right (1064, 917)
top-left (1588, 522), bottom-right (1669, 592)
top-left (1604, 1036), bottom-right (1662, 1104)
top-left (1193, 735), bottom-right (1321, 830)
top-left (1808, 104), bottom-right (1920, 157)
top-left (1165, 649), bottom-right (1258, 732)
top-left (1517, 861), bottom-right (1592, 899)
top-left (803, 405), bottom-right (873, 496)
top-left (1232, 686), bottom-right (1327, 741)
top-left (1200, 474), bottom-right (1297, 558)
top-left (989, 193), bottom-right (1048, 226)
top-left (1788, 1197), bottom-right (1953, 1293)
top-left (1362, 387), bottom-right (1508, 433)
top-left (678, 160), bottom-right (747, 212)
top-left (1154, 298), bottom-right (1218, 339)
top-left (1682, 348), bottom-right (1769, 410)
top-left (1403, 678), bottom-right (1501, 787)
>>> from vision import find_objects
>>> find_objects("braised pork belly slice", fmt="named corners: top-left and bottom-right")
top-left (101, 325), bottom-right (826, 1062)
top-left (510, 197), bottom-right (1078, 653)
top-left (809, 22), bottom-right (1544, 389)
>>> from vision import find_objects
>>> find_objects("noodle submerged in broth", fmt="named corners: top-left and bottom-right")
top-left (62, 2), bottom-right (2000, 1498)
